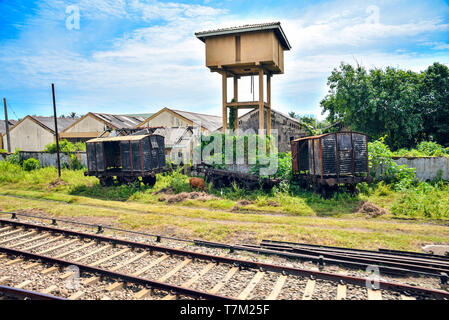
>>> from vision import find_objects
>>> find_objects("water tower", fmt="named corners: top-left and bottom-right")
top-left (195, 22), bottom-right (291, 134)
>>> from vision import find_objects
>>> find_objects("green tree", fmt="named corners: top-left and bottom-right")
top-left (418, 63), bottom-right (449, 146)
top-left (320, 63), bottom-right (423, 149)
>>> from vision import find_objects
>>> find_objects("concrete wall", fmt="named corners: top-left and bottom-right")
top-left (60, 115), bottom-right (105, 140)
top-left (19, 151), bottom-right (87, 168)
top-left (4, 118), bottom-right (55, 152)
top-left (237, 110), bottom-right (308, 153)
top-left (393, 157), bottom-right (449, 181)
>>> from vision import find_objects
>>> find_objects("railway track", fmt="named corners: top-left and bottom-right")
top-left (0, 216), bottom-right (448, 300)
top-left (0, 285), bottom-right (66, 300)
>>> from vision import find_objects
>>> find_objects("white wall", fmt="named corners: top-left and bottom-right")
top-left (65, 115), bottom-right (108, 133)
top-left (140, 111), bottom-right (190, 128)
top-left (6, 118), bottom-right (54, 152)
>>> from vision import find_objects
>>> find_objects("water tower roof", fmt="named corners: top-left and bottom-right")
top-left (195, 22), bottom-right (291, 50)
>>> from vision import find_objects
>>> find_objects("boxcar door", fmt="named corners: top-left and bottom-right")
top-left (291, 141), bottom-right (299, 173)
top-left (95, 143), bottom-right (105, 172)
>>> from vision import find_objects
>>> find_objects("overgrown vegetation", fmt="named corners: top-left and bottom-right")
top-left (43, 140), bottom-right (86, 153)
top-left (321, 62), bottom-right (449, 149)
top-left (43, 140), bottom-right (85, 169)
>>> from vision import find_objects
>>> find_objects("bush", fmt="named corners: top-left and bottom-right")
top-left (22, 158), bottom-right (40, 171)
top-left (369, 136), bottom-right (416, 190)
top-left (6, 149), bottom-right (21, 165)
top-left (43, 140), bottom-right (86, 153)
top-left (164, 168), bottom-right (191, 193)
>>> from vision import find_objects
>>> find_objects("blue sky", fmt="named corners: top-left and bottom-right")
top-left (1, 0), bottom-right (448, 120)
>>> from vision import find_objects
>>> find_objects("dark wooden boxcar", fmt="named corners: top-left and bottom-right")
top-left (291, 132), bottom-right (372, 197)
top-left (85, 134), bottom-right (166, 186)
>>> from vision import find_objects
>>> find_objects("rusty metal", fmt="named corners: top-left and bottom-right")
top-left (0, 285), bottom-right (67, 300)
top-left (1, 218), bottom-right (449, 299)
top-left (291, 132), bottom-right (371, 196)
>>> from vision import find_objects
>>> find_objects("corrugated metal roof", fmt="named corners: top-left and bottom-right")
top-left (152, 127), bottom-right (192, 147)
top-left (31, 116), bottom-right (77, 133)
top-left (195, 22), bottom-right (291, 50)
top-left (292, 131), bottom-right (368, 143)
top-left (92, 113), bottom-right (146, 129)
top-left (170, 109), bottom-right (222, 132)
top-left (0, 120), bottom-right (16, 134)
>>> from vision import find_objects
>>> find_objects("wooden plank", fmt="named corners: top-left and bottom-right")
top-left (0, 230), bottom-right (35, 245)
top-left (0, 276), bottom-right (10, 284)
top-left (68, 291), bottom-right (85, 300)
top-left (132, 254), bottom-right (169, 277)
top-left (401, 295), bottom-right (416, 300)
top-left (158, 258), bottom-right (192, 282)
top-left (23, 235), bottom-right (65, 252)
top-left (5, 258), bottom-right (23, 266)
top-left (135, 288), bottom-right (151, 299)
top-left (102, 251), bottom-right (150, 292)
top-left (41, 285), bottom-right (58, 294)
top-left (9, 233), bottom-right (48, 248)
top-left (71, 244), bottom-right (112, 263)
top-left (336, 284), bottom-right (347, 300)
top-left (302, 280), bottom-right (316, 300)
top-left (41, 266), bottom-right (58, 275)
top-left (238, 271), bottom-right (264, 300)
top-left (110, 251), bottom-right (149, 272)
top-left (106, 282), bottom-right (124, 292)
top-left (61, 246), bottom-right (126, 280)
top-left (16, 280), bottom-right (32, 289)
top-left (89, 247), bottom-right (130, 267)
top-left (367, 289), bottom-right (382, 300)
top-left (83, 276), bottom-right (100, 286)
top-left (0, 228), bottom-right (23, 239)
top-left (0, 226), bottom-right (12, 233)
top-left (209, 267), bottom-right (238, 294)
top-left (162, 261), bottom-right (217, 300)
top-left (54, 241), bottom-right (96, 259)
top-left (265, 275), bottom-right (287, 300)
top-left (37, 238), bottom-right (79, 256)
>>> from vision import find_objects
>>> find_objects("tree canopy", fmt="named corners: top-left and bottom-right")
top-left (320, 62), bottom-right (449, 149)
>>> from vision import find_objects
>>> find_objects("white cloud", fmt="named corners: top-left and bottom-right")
top-left (1, 0), bottom-right (449, 118)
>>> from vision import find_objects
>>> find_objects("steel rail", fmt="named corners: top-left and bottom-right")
top-left (261, 239), bottom-right (449, 261)
top-left (258, 243), bottom-right (449, 270)
top-left (0, 211), bottom-right (191, 244)
top-left (259, 242), bottom-right (449, 267)
top-left (0, 285), bottom-right (67, 300)
top-left (1, 219), bottom-right (449, 299)
top-left (0, 246), bottom-right (232, 300)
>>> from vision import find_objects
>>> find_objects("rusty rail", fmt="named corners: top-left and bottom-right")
top-left (1, 218), bottom-right (449, 299)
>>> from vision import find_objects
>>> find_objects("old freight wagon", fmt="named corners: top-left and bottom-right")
top-left (291, 132), bottom-right (372, 197)
top-left (85, 134), bottom-right (166, 186)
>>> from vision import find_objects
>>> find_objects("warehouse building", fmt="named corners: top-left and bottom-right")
top-left (136, 107), bottom-right (222, 134)
top-left (1, 116), bottom-right (76, 152)
top-left (60, 112), bottom-right (148, 142)
top-left (0, 120), bottom-right (16, 151)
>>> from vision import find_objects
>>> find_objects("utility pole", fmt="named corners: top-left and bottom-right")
top-left (51, 84), bottom-right (61, 178)
top-left (3, 98), bottom-right (11, 153)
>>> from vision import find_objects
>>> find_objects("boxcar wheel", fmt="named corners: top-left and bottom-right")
top-left (143, 176), bottom-right (157, 187)
top-left (99, 177), bottom-right (113, 187)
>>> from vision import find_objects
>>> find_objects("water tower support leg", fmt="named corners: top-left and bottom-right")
top-left (222, 73), bottom-right (228, 133)
top-left (267, 74), bottom-right (271, 135)
top-left (258, 68), bottom-right (264, 136)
